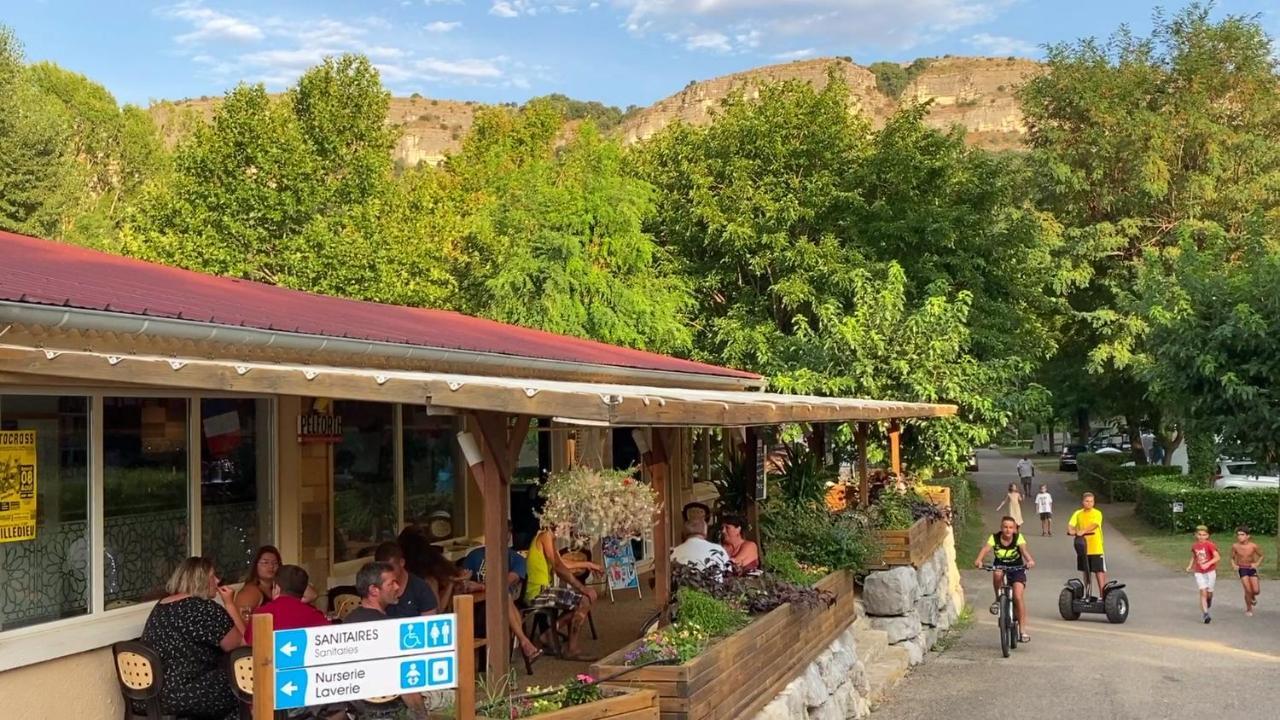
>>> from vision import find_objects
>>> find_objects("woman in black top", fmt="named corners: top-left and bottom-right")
top-left (141, 556), bottom-right (245, 720)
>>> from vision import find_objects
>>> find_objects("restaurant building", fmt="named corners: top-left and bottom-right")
top-left (0, 230), bottom-right (953, 719)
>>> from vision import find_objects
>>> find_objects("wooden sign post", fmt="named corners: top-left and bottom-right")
top-left (454, 593), bottom-right (476, 720)
top-left (251, 613), bottom-right (275, 720)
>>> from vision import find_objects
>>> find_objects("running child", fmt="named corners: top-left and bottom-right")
top-left (1185, 525), bottom-right (1220, 623)
top-left (1230, 526), bottom-right (1264, 616)
top-left (1034, 484), bottom-right (1053, 536)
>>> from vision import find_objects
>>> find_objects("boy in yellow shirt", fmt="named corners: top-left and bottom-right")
top-left (1068, 492), bottom-right (1106, 597)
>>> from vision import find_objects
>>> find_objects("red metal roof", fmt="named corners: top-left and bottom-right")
top-left (0, 230), bottom-right (758, 381)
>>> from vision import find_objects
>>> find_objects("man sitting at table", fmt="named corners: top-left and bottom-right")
top-left (462, 529), bottom-right (542, 662)
top-left (375, 541), bottom-right (438, 618)
top-left (243, 564), bottom-right (328, 645)
top-left (671, 518), bottom-right (730, 576)
top-left (344, 562), bottom-right (428, 719)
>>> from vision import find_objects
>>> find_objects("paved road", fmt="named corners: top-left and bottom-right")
top-left (874, 450), bottom-right (1280, 720)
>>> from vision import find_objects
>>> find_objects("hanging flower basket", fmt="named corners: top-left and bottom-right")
top-left (538, 465), bottom-right (660, 539)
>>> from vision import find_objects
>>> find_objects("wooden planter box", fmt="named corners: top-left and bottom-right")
top-left (920, 484), bottom-right (951, 509)
top-left (590, 570), bottom-right (856, 720)
top-left (480, 685), bottom-right (659, 720)
top-left (871, 516), bottom-right (948, 568)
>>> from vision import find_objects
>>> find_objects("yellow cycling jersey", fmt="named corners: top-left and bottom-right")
top-left (987, 532), bottom-right (1026, 565)
top-left (1068, 508), bottom-right (1105, 555)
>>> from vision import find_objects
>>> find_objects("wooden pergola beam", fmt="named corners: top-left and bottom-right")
top-left (888, 420), bottom-right (902, 477)
top-left (855, 422), bottom-right (869, 509)
top-left (640, 428), bottom-right (675, 623)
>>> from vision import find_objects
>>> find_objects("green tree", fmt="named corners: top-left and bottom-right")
top-left (444, 101), bottom-right (691, 351)
top-left (1019, 4), bottom-right (1280, 456)
top-left (635, 72), bottom-right (1045, 470)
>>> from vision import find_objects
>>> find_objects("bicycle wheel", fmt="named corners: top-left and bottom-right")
top-left (1009, 605), bottom-right (1019, 651)
top-left (998, 593), bottom-right (1011, 658)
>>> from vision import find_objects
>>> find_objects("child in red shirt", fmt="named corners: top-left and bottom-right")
top-left (1184, 525), bottom-right (1221, 624)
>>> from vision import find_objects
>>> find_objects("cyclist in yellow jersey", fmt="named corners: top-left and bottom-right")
top-left (1068, 492), bottom-right (1107, 596)
top-left (975, 516), bottom-right (1037, 642)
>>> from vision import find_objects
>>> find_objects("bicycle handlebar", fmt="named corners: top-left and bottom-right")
top-left (982, 565), bottom-right (1027, 572)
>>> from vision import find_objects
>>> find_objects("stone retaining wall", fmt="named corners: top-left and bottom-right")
top-left (751, 527), bottom-right (964, 720)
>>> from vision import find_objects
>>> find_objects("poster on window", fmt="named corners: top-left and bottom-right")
top-left (602, 536), bottom-right (639, 591)
top-left (0, 429), bottom-right (37, 543)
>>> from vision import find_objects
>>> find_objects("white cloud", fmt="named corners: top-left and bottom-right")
top-left (415, 57), bottom-right (506, 79)
top-left (772, 48), bottom-right (815, 60)
top-left (611, 0), bottom-right (1016, 52)
top-left (966, 32), bottom-right (1037, 56)
top-left (164, 2), bottom-right (264, 44)
top-left (685, 31), bottom-right (732, 52)
top-left (490, 1), bottom-right (522, 17)
top-left (425, 20), bottom-right (463, 33)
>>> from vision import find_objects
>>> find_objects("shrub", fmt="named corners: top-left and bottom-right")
top-left (675, 587), bottom-right (749, 637)
top-left (1078, 453), bottom-right (1184, 501)
top-left (761, 501), bottom-right (877, 572)
top-left (1136, 479), bottom-right (1277, 534)
top-left (929, 476), bottom-right (976, 528)
top-left (763, 547), bottom-right (827, 586)
top-left (872, 488), bottom-right (916, 529)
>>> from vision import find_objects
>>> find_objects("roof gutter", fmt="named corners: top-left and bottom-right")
top-left (0, 301), bottom-right (765, 391)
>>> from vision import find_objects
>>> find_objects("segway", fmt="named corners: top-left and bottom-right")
top-left (1058, 536), bottom-right (1129, 623)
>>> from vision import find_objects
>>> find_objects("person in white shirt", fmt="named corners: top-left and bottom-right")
top-left (671, 519), bottom-right (729, 575)
top-left (1034, 484), bottom-right (1054, 536)
top-left (1017, 456), bottom-right (1035, 496)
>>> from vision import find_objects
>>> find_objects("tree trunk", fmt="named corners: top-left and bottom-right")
top-left (1161, 430), bottom-right (1184, 467)
top-left (808, 423), bottom-right (826, 463)
top-left (1125, 415), bottom-right (1147, 465)
top-left (1076, 408), bottom-right (1090, 445)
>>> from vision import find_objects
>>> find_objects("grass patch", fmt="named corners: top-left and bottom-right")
top-left (1107, 504), bottom-right (1275, 580)
top-left (934, 604), bottom-right (974, 652)
top-left (953, 478), bottom-right (986, 561)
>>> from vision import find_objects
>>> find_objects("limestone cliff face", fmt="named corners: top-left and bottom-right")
top-left (150, 56), bottom-right (1040, 166)
top-left (615, 56), bottom-right (1041, 152)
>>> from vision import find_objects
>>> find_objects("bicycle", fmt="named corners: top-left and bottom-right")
top-left (983, 564), bottom-right (1027, 658)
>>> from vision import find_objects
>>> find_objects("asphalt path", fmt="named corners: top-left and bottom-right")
top-left (874, 450), bottom-right (1280, 720)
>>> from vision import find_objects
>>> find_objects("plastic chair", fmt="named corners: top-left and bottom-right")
top-left (327, 585), bottom-right (360, 621)
top-left (226, 647), bottom-right (288, 720)
top-left (111, 640), bottom-right (172, 720)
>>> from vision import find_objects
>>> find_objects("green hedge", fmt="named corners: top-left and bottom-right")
top-left (1077, 452), bottom-right (1185, 502)
top-left (929, 475), bottom-right (976, 528)
top-left (1136, 479), bottom-right (1278, 534)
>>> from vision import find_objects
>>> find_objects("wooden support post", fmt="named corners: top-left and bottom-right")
top-left (471, 411), bottom-right (530, 682)
top-left (251, 613), bottom-right (274, 720)
top-left (642, 429), bottom-right (672, 621)
top-left (454, 593), bottom-right (477, 720)
top-left (888, 420), bottom-right (902, 477)
top-left (856, 422), bottom-right (869, 509)
top-left (742, 427), bottom-right (761, 543)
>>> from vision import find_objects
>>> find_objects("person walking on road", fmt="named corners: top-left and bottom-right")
top-left (1230, 526), bottom-right (1264, 617)
top-left (1017, 456), bottom-right (1035, 496)
top-left (1186, 525), bottom-right (1221, 623)
top-left (995, 483), bottom-right (1024, 529)
top-left (1068, 492), bottom-right (1106, 598)
top-left (1034, 484), bottom-right (1053, 536)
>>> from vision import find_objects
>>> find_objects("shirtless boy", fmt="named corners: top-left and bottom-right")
top-left (1231, 526), bottom-right (1264, 616)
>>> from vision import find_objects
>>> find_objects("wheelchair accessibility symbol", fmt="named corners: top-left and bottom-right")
top-left (399, 621), bottom-right (425, 651)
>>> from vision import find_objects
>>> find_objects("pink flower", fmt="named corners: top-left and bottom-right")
top-left (577, 674), bottom-right (595, 683)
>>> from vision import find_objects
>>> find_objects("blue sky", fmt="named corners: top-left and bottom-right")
top-left (4, 1), bottom-right (1277, 108)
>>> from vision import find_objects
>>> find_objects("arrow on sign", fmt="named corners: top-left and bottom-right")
top-left (280, 641), bottom-right (298, 657)
top-left (281, 681), bottom-right (299, 697)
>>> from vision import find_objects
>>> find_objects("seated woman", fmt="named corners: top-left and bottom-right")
top-left (720, 515), bottom-right (760, 573)
top-left (234, 545), bottom-right (317, 622)
top-left (141, 556), bottom-right (245, 720)
top-left (525, 525), bottom-right (602, 661)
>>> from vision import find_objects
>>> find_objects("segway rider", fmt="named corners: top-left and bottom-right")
top-left (975, 516), bottom-right (1036, 643)
top-left (1068, 492), bottom-right (1106, 598)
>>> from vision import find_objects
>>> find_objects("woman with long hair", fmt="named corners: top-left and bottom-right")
top-left (233, 545), bottom-right (281, 618)
top-left (141, 557), bottom-right (244, 719)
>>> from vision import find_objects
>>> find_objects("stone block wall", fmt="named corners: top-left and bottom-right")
top-left (751, 527), bottom-right (964, 720)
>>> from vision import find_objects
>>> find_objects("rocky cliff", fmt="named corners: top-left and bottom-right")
top-left (149, 55), bottom-right (1040, 165)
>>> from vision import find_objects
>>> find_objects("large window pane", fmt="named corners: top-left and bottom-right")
top-left (104, 397), bottom-right (188, 607)
top-left (201, 398), bottom-right (272, 583)
top-left (333, 401), bottom-right (394, 563)
top-left (0, 395), bottom-right (89, 631)
top-left (402, 408), bottom-right (461, 542)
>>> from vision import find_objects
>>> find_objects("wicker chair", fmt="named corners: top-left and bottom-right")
top-left (111, 641), bottom-right (172, 720)
top-left (226, 647), bottom-right (288, 720)
top-left (326, 585), bottom-right (361, 621)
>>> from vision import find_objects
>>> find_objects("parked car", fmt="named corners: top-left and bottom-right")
top-left (1059, 444), bottom-right (1087, 471)
top-left (1094, 446), bottom-right (1124, 456)
top-left (1211, 460), bottom-right (1280, 490)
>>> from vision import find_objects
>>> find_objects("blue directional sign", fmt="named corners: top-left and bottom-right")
top-left (274, 629), bottom-right (308, 670)
top-left (275, 669), bottom-right (309, 711)
top-left (425, 617), bottom-right (454, 648)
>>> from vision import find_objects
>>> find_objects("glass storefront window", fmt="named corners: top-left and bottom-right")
top-left (402, 408), bottom-right (461, 543)
top-left (201, 398), bottom-right (272, 583)
top-left (0, 395), bottom-right (90, 631)
top-left (103, 397), bottom-right (188, 607)
top-left (332, 401), bottom-right (395, 563)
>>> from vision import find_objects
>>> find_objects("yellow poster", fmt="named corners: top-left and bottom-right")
top-left (0, 429), bottom-right (37, 543)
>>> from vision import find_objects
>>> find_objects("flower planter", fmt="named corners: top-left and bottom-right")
top-left (590, 570), bottom-right (856, 720)
top-left (871, 516), bottom-right (948, 568)
top-left (479, 685), bottom-right (659, 720)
